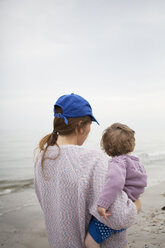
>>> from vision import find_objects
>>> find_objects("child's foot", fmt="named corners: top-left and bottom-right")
top-left (85, 232), bottom-right (100, 248)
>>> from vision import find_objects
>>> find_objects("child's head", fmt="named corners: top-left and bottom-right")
top-left (101, 123), bottom-right (135, 157)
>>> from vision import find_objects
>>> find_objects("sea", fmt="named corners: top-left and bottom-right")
top-left (0, 128), bottom-right (165, 198)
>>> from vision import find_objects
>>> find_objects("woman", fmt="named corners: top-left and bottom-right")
top-left (34, 93), bottom-right (140, 248)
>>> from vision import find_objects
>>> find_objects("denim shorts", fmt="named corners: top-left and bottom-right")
top-left (88, 217), bottom-right (126, 244)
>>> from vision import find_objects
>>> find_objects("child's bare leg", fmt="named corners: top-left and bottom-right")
top-left (125, 245), bottom-right (129, 248)
top-left (85, 232), bottom-right (100, 248)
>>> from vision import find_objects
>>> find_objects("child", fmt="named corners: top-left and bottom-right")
top-left (85, 123), bottom-right (147, 248)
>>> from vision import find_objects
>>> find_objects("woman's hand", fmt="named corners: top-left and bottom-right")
top-left (133, 198), bottom-right (142, 213)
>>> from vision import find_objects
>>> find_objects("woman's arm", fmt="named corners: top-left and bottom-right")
top-left (88, 153), bottom-right (137, 230)
top-left (90, 191), bottom-right (137, 230)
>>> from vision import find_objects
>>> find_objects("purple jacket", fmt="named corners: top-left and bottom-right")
top-left (97, 154), bottom-right (147, 209)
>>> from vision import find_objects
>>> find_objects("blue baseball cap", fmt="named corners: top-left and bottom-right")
top-left (54, 93), bottom-right (99, 125)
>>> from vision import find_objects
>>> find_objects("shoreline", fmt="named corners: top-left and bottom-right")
top-left (0, 182), bottom-right (165, 248)
top-left (0, 178), bottom-right (163, 198)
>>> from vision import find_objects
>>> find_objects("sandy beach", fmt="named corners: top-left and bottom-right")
top-left (128, 182), bottom-right (165, 248)
top-left (0, 182), bottom-right (165, 248)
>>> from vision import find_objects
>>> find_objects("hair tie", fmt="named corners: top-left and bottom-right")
top-left (53, 130), bottom-right (59, 135)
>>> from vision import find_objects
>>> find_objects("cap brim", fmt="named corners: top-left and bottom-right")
top-left (91, 115), bottom-right (99, 125)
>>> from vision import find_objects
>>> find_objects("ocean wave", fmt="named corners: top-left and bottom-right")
top-left (136, 151), bottom-right (165, 164)
top-left (0, 178), bottom-right (34, 196)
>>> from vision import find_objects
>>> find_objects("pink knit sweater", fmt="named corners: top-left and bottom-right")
top-left (34, 145), bottom-right (137, 248)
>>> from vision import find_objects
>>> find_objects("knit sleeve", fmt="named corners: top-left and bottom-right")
top-left (88, 154), bottom-right (137, 230)
top-left (97, 159), bottom-right (127, 209)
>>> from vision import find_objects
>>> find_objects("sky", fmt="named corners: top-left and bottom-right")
top-left (1, 0), bottom-right (165, 143)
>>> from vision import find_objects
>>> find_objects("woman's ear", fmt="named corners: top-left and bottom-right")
top-left (75, 120), bottom-right (83, 135)
top-left (78, 120), bottom-right (83, 126)
top-left (77, 120), bottom-right (84, 133)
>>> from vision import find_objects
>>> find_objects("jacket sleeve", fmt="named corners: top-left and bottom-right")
top-left (88, 154), bottom-right (137, 230)
top-left (97, 160), bottom-right (127, 209)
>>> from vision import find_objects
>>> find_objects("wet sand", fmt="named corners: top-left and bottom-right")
top-left (128, 181), bottom-right (165, 248)
top-left (0, 182), bottom-right (165, 248)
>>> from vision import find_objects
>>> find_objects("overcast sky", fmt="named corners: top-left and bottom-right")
top-left (1, 0), bottom-right (165, 142)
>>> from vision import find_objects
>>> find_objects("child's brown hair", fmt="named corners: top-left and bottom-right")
top-left (101, 123), bottom-right (135, 157)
